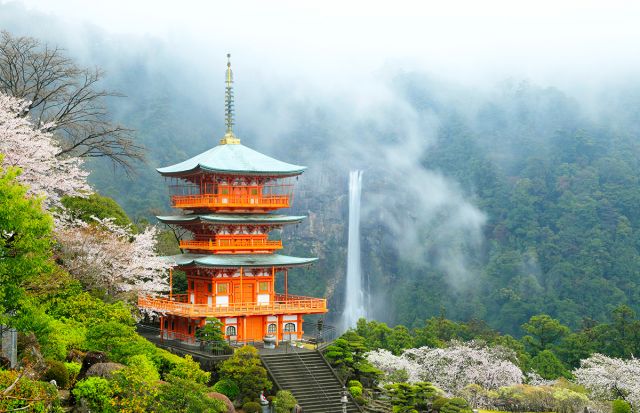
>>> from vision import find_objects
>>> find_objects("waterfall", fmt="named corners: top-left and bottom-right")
top-left (342, 170), bottom-right (366, 331)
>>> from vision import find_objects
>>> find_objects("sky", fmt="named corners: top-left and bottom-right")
top-left (10, 0), bottom-right (640, 89)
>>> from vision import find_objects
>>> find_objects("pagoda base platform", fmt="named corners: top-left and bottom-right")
top-left (140, 294), bottom-right (328, 343)
top-left (139, 293), bottom-right (326, 318)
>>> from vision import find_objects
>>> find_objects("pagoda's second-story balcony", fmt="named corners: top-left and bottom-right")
top-left (179, 236), bottom-right (283, 254)
top-left (171, 194), bottom-right (290, 211)
top-left (138, 293), bottom-right (327, 318)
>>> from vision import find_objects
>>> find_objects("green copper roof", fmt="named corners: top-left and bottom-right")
top-left (166, 253), bottom-right (317, 268)
top-left (157, 214), bottom-right (305, 225)
top-left (157, 143), bottom-right (306, 177)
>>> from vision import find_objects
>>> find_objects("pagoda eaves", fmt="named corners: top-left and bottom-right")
top-left (156, 213), bottom-right (306, 225)
top-left (165, 253), bottom-right (317, 268)
top-left (157, 143), bottom-right (306, 178)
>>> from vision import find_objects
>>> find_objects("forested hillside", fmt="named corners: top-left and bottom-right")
top-left (3, 4), bottom-right (640, 335)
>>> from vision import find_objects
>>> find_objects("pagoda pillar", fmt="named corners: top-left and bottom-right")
top-left (243, 315), bottom-right (247, 343)
top-left (284, 269), bottom-right (288, 300)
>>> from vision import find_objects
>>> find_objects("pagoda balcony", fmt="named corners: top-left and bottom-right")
top-left (171, 194), bottom-right (290, 210)
top-left (179, 238), bottom-right (283, 253)
top-left (138, 293), bottom-right (327, 317)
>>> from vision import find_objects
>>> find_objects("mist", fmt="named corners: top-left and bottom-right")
top-left (2, 0), bottom-right (640, 328)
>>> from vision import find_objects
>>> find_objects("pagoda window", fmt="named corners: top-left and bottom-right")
top-left (217, 283), bottom-right (229, 294)
top-left (267, 324), bottom-right (276, 334)
top-left (259, 282), bottom-right (269, 292)
top-left (226, 326), bottom-right (237, 336)
top-left (284, 323), bottom-right (296, 332)
top-left (207, 283), bottom-right (212, 293)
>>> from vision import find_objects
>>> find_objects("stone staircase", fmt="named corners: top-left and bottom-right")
top-left (261, 351), bottom-right (361, 413)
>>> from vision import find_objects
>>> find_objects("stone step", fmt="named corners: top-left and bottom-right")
top-left (261, 350), bottom-right (362, 413)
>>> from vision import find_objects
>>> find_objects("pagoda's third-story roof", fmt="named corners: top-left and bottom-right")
top-left (157, 143), bottom-right (306, 177)
top-left (165, 253), bottom-right (317, 268)
top-left (156, 213), bottom-right (306, 225)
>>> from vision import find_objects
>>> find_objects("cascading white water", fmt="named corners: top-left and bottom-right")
top-left (342, 170), bottom-right (366, 331)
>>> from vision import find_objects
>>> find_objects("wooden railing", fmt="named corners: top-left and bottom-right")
top-left (171, 194), bottom-right (290, 210)
top-left (138, 294), bottom-right (327, 317)
top-left (179, 238), bottom-right (283, 253)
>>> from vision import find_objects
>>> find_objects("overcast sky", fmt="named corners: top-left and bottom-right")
top-left (9, 0), bottom-right (640, 90)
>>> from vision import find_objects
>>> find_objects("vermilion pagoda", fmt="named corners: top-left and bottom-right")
top-left (138, 55), bottom-right (327, 343)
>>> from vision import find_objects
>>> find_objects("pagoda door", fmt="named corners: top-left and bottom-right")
top-left (245, 316), bottom-right (263, 341)
top-left (194, 280), bottom-right (209, 304)
top-left (233, 283), bottom-right (254, 304)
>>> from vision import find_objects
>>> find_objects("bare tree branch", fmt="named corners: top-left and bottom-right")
top-left (0, 31), bottom-right (144, 172)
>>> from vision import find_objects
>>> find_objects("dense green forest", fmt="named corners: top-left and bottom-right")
top-left (3, 3), bottom-right (640, 336)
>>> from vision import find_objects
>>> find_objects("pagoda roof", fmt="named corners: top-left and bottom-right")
top-left (157, 143), bottom-right (306, 177)
top-left (165, 253), bottom-right (317, 268)
top-left (156, 213), bottom-right (305, 225)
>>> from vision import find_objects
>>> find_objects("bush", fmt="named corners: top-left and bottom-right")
top-left (613, 399), bottom-right (632, 413)
top-left (73, 376), bottom-right (114, 412)
top-left (213, 378), bottom-right (240, 400)
top-left (243, 401), bottom-right (262, 413)
top-left (155, 376), bottom-right (226, 413)
top-left (64, 361), bottom-right (82, 386)
top-left (432, 397), bottom-right (450, 412)
top-left (273, 390), bottom-right (297, 413)
top-left (440, 397), bottom-right (472, 413)
top-left (43, 359), bottom-right (69, 388)
top-left (108, 355), bottom-right (159, 412)
top-left (349, 385), bottom-right (363, 397)
top-left (348, 379), bottom-right (363, 389)
top-left (167, 354), bottom-right (210, 384)
top-left (0, 370), bottom-right (60, 412)
top-left (218, 346), bottom-right (271, 401)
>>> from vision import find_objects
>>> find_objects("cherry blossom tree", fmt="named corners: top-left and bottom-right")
top-left (55, 217), bottom-right (170, 299)
top-left (1, 93), bottom-right (168, 300)
top-left (0, 93), bottom-right (90, 209)
top-left (574, 353), bottom-right (640, 412)
top-left (365, 348), bottom-right (421, 383)
top-left (367, 341), bottom-right (523, 396)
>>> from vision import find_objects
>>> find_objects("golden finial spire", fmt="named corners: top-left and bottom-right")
top-left (220, 53), bottom-right (241, 145)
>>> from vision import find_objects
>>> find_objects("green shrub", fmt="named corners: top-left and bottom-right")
top-left (166, 354), bottom-right (210, 384)
top-left (73, 377), bottom-right (114, 412)
top-left (440, 397), bottom-right (472, 413)
top-left (64, 361), bottom-right (82, 385)
top-left (43, 360), bottom-right (69, 389)
top-left (243, 401), bottom-right (262, 413)
top-left (348, 379), bottom-right (363, 389)
top-left (432, 397), bottom-right (450, 412)
top-left (108, 355), bottom-right (159, 412)
top-left (155, 376), bottom-right (226, 413)
top-left (218, 346), bottom-right (271, 401)
top-left (213, 378), bottom-right (240, 400)
top-left (349, 385), bottom-right (363, 397)
top-left (273, 390), bottom-right (297, 413)
top-left (0, 370), bottom-right (60, 412)
top-left (613, 399), bottom-right (632, 413)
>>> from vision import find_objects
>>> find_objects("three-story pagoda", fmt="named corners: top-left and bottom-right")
top-left (138, 55), bottom-right (327, 343)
